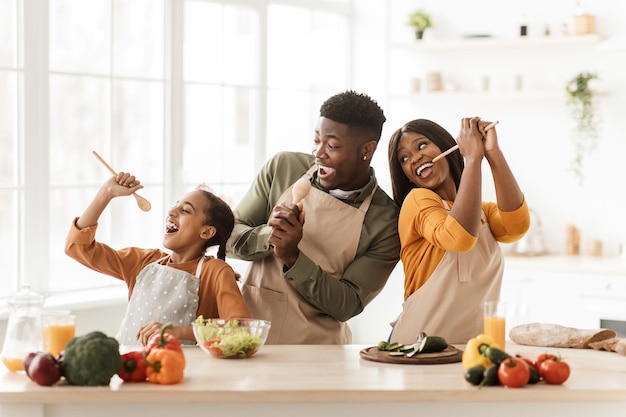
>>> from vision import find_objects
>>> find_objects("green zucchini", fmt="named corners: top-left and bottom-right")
top-left (483, 346), bottom-right (511, 366)
top-left (417, 336), bottom-right (448, 353)
top-left (528, 365), bottom-right (540, 384)
top-left (482, 364), bottom-right (500, 386)
top-left (464, 365), bottom-right (486, 386)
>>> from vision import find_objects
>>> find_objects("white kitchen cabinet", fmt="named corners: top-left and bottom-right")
top-left (501, 267), bottom-right (590, 328)
top-left (501, 255), bottom-right (626, 334)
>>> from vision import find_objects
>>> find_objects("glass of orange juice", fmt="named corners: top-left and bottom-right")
top-left (483, 301), bottom-right (506, 350)
top-left (43, 310), bottom-right (76, 358)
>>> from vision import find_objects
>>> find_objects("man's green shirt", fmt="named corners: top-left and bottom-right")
top-left (227, 151), bottom-right (400, 322)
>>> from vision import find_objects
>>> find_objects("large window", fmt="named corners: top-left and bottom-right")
top-left (0, 0), bottom-right (351, 310)
top-left (0, 0), bottom-right (21, 297)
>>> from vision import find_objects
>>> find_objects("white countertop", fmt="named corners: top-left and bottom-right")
top-left (1, 343), bottom-right (625, 417)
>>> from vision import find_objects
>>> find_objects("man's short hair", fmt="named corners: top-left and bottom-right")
top-left (319, 90), bottom-right (386, 142)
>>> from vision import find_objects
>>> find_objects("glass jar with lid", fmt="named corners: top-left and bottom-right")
top-left (1, 285), bottom-right (45, 372)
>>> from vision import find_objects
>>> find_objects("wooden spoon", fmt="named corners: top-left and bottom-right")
top-left (91, 150), bottom-right (152, 212)
top-left (291, 177), bottom-right (310, 224)
top-left (292, 177), bottom-right (311, 204)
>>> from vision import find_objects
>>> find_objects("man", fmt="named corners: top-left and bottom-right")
top-left (227, 90), bottom-right (400, 344)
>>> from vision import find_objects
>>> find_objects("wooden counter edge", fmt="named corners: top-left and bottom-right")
top-left (1, 386), bottom-right (626, 405)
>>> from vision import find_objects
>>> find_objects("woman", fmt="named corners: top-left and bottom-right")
top-left (387, 117), bottom-right (529, 344)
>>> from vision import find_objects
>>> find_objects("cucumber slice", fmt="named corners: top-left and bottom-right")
top-left (385, 342), bottom-right (402, 351)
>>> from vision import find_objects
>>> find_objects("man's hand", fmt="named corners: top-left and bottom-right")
top-left (268, 202), bottom-right (303, 269)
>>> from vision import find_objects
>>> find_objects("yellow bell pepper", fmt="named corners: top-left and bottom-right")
top-left (461, 334), bottom-right (500, 369)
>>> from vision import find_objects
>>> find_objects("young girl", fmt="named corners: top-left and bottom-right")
top-left (65, 172), bottom-right (251, 346)
top-left (387, 117), bottom-right (530, 344)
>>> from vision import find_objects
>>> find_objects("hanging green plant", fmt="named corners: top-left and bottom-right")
top-left (565, 71), bottom-right (600, 185)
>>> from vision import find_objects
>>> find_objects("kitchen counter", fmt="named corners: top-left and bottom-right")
top-left (505, 253), bottom-right (626, 276)
top-left (1, 343), bottom-right (625, 417)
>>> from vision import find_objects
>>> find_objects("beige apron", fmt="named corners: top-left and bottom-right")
top-left (390, 201), bottom-right (504, 345)
top-left (241, 167), bottom-right (375, 344)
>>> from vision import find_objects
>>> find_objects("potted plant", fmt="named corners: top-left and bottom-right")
top-left (565, 71), bottom-right (601, 185)
top-left (407, 10), bottom-right (432, 40)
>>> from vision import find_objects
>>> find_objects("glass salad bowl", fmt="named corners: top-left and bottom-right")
top-left (192, 318), bottom-right (271, 359)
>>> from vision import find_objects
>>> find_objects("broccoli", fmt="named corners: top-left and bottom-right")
top-left (61, 330), bottom-right (122, 386)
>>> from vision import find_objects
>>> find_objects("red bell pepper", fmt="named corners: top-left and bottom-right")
top-left (117, 350), bottom-right (147, 382)
top-left (146, 323), bottom-right (184, 357)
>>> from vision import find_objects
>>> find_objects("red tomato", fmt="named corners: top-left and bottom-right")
top-left (534, 352), bottom-right (557, 371)
top-left (498, 357), bottom-right (530, 388)
top-left (203, 338), bottom-right (223, 357)
top-left (515, 354), bottom-right (541, 383)
top-left (539, 358), bottom-right (570, 385)
top-left (515, 354), bottom-right (536, 371)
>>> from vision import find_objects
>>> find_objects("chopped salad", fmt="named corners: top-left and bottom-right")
top-left (194, 317), bottom-right (263, 358)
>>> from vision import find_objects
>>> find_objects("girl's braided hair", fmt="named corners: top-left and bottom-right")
top-left (196, 184), bottom-right (234, 261)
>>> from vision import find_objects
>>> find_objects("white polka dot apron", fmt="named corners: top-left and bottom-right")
top-left (116, 256), bottom-right (205, 346)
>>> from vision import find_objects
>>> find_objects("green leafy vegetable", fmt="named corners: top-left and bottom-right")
top-left (194, 317), bottom-right (262, 358)
top-left (61, 331), bottom-right (122, 386)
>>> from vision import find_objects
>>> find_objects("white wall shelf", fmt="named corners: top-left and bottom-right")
top-left (394, 33), bottom-right (602, 52)
top-left (389, 32), bottom-right (607, 102)
top-left (392, 91), bottom-right (567, 101)
top-left (391, 89), bottom-right (607, 101)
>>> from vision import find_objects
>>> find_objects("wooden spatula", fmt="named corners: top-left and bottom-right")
top-left (92, 150), bottom-right (152, 212)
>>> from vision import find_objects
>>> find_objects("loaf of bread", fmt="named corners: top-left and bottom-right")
top-left (588, 337), bottom-right (626, 356)
top-left (509, 323), bottom-right (617, 349)
top-left (588, 337), bottom-right (620, 351)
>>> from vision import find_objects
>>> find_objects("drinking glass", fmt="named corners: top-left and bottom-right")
top-left (43, 310), bottom-right (76, 357)
top-left (483, 301), bottom-right (506, 350)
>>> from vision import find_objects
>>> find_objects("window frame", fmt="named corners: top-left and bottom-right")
top-left (1, 0), bottom-right (354, 315)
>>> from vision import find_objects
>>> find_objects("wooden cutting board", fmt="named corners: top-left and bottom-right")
top-left (359, 345), bottom-right (463, 365)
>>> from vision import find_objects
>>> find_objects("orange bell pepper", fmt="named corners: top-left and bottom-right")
top-left (145, 349), bottom-right (185, 385)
